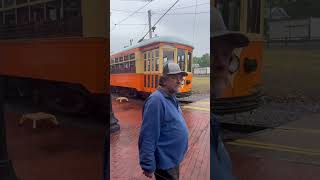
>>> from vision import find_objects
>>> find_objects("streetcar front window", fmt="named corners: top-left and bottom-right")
top-left (4, 0), bottom-right (15, 8)
top-left (155, 49), bottom-right (159, 71)
top-left (247, 0), bottom-right (261, 34)
top-left (163, 49), bottom-right (174, 65)
top-left (215, 0), bottom-right (241, 31)
top-left (177, 49), bottom-right (186, 71)
top-left (4, 10), bottom-right (15, 25)
top-left (187, 52), bottom-right (192, 72)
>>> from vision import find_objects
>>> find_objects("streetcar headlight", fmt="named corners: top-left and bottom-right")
top-left (244, 58), bottom-right (257, 73)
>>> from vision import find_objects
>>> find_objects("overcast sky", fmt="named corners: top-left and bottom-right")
top-left (110, 0), bottom-right (210, 57)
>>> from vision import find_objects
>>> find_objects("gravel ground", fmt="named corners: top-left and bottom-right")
top-left (178, 93), bottom-right (210, 102)
top-left (179, 93), bottom-right (320, 129)
top-left (219, 96), bottom-right (320, 128)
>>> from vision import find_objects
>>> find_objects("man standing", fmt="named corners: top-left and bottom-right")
top-left (139, 62), bottom-right (189, 180)
top-left (211, 7), bottom-right (250, 180)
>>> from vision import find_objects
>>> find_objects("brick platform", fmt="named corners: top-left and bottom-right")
top-left (111, 98), bottom-right (210, 180)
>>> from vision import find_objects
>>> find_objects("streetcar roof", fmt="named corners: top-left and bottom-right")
top-left (111, 36), bottom-right (194, 55)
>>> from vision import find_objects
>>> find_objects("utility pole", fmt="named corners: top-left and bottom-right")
top-left (148, 10), bottom-right (152, 39)
top-left (0, 76), bottom-right (18, 180)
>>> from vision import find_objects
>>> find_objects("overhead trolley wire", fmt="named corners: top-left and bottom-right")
top-left (138, 0), bottom-right (180, 43)
top-left (192, 0), bottom-right (198, 45)
top-left (111, 2), bottom-right (209, 13)
top-left (111, 0), bottom-right (153, 31)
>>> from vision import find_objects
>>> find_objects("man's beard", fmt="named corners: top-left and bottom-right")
top-left (169, 83), bottom-right (181, 95)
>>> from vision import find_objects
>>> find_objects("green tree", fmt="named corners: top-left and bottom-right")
top-left (192, 53), bottom-right (210, 68)
top-left (199, 53), bottom-right (210, 67)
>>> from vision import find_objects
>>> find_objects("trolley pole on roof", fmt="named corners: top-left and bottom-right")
top-left (0, 76), bottom-right (18, 180)
top-left (148, 10), bottom-right (152, 39)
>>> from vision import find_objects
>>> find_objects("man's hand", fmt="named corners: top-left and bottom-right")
top-left (143, 171), bottom-right (153, 178)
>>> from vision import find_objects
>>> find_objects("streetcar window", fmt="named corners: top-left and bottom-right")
top-left (124, 63), bottom-right (127, 72)
top-left (124, 55), bottom-right (128, 61)
top-left (144, 75), bottom-right (146, 88)
top-left (182, 55), bottom-right (185, 70)
top-left (156, 58), bottom-right (159, 71)
top-left (4, 0), bottom-right (14, 8)
top-left (148, 59), bottom-right (150, 71)
top-left (163, 57), bottom-right (168, 64)
top-left (144, 53), bottom-right (147, 71)
top-left (115, 58), bottom-right (118, 63)
top-left (30, 3), bottom-right (45, 24)
top-left (247, 0), bottom-right (261, 33)
top-left (144, 59), bottom-right (146, 71)
top-left (0, 12), bottom-right (3, 25)
top-left (163, 50), bottom-right (174, 65)
top-left (4, 10), bottom-right (15, 25)
top-left (155, 75), bottom-right (159, 88)
top-left (115, 64), bottom-right (119, 73)
top-left (130, 61), bottom-right (135, 73)
top-left (63, 0), bottom-right (81, 18)
top-left (151, 75), bottom-right (154, 88)
top-left (187, 52), bottom-right (192, 72)
top-left (130, 53), bottom-right (135, 59)
top-left (46, 0), bottom-right (60, 22)
top-left (127, 62), bottom-right (131, 72)
top-left (215, 0), bottom-right (241, 31)
top-left (119, 57), bottom-right (123, 62)
top-left (178, 49), bottom-right (185, 71)
top-left (17, 7), bottom-right (29, 25)
top-left (0, 0), bottom-right (82, 38)
top-left (151, 58), bottom-right (154, 71)
top-left (155, 50), bottom-right (159, 57)
top-left (122, 63), bottom-right (125, 73)
top-left (119, 64), bottom-right (122, 73)
top-left (127, 62), bottom-right (129, 72)
top-left (148, 75), bottom-right (150, 87)
top-left (124, 62), bottom-right (128, 72)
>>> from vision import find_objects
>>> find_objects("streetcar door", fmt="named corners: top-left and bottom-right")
top-left (143, 51), bottom-right (153, 93)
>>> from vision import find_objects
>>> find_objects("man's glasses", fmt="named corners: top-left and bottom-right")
top-left (168, 75), bottom-right (184, 81)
